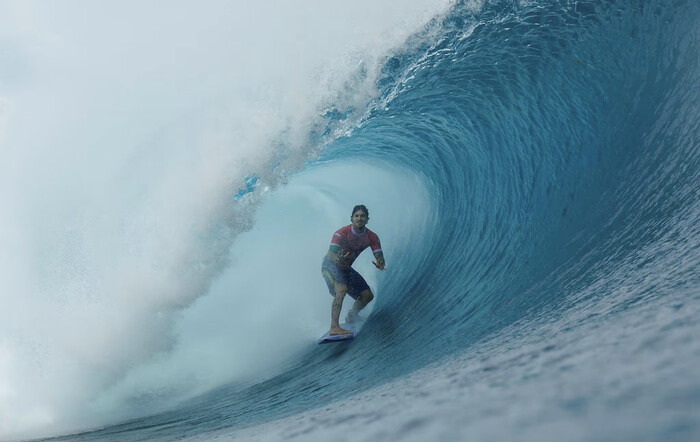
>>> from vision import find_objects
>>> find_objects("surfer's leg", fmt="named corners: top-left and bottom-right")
top-left (345, 269), bottom-right (373, 321)
top-left (330, 283), bottom-right (352, 335)
top-left (323, 260), bottom-right (352, 335)
top-left (348, 289), bottom-right (374, 321)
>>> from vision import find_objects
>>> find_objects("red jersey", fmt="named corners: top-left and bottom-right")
top-left (328, 224), bottom-right (382, 266)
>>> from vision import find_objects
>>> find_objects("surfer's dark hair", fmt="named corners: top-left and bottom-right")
top-left (351, 204), bottom-right (369, 219)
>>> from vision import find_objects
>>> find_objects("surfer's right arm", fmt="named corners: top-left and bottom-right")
top-left (326, 248), bottom-right (351, 266)
top-left (327, 229), bottom-right (350, 265)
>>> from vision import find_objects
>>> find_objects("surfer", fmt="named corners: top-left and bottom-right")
top-left (322, 205), bottom-right (386, 335)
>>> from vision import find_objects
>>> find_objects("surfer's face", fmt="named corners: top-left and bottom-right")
top-left (351, 210), bottom-right (368, 231)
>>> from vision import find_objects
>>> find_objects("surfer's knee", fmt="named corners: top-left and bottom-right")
top-left (361, 290), bottom-right (374, 303)
top-left (334, 283), bottom-right (348, 296)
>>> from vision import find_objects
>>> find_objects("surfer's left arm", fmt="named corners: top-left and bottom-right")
top-left (370, 232), bottom-right (385, 270)
top-left (373, 251), bottom-right (385, 270)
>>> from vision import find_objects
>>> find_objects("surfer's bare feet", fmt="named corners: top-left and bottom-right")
top-left (329, 326), bottom-right (352, 335)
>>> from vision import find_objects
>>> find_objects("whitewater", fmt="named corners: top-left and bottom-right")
top-left (1, 0), bottom-right (698, 441)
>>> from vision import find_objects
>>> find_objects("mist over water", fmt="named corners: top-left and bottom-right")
top-left (0, 1), bottom-right (451, 438)
top-left (87, 160), bottom-right (432, 425)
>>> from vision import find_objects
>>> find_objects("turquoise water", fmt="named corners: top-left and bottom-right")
top-left (12, 0), bottom-right (700, 440)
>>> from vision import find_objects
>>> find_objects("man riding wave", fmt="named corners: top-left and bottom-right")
top-left (321, 205), bottom-right (385, 335)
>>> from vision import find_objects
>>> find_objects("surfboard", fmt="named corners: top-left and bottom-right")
top-left (317, 322), bottom-right (360, 344)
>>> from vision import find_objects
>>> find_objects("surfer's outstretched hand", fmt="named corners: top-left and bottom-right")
top-left (373, 260), bottom-right (386, 270)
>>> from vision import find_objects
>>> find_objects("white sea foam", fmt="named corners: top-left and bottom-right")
top-left (89, 160), bottom-right (433, 425)
top-left (0, 1), bottom-right (451, 439)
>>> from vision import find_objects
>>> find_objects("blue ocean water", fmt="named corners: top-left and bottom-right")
top-left (28, 0), bottom-right (700, 440)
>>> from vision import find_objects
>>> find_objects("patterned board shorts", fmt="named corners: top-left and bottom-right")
top-left (321, 257), bottom-right (370, 299)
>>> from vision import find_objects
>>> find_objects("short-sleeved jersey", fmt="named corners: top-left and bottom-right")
top-left (328, 224), bottom-right (382, 267)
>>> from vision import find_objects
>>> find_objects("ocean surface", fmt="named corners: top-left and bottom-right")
top-left (1, 0), bottom-right (699, 441)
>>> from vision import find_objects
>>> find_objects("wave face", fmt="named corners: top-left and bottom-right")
top-left (8, 0), bottom-right (700, 440)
